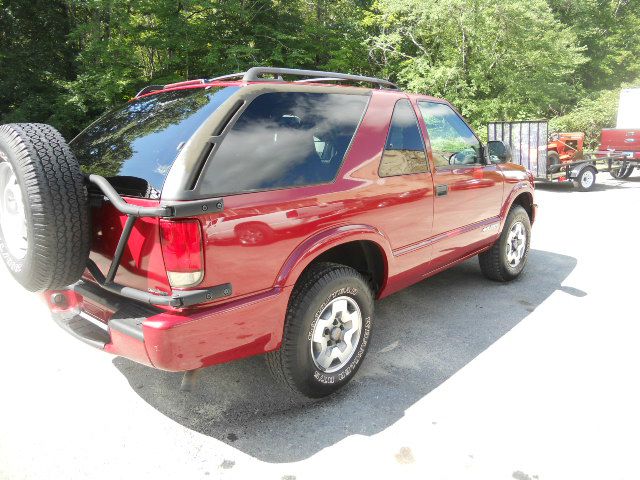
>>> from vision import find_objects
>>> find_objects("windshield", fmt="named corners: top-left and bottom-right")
top-left (71, 86), bottom-right (239, 198)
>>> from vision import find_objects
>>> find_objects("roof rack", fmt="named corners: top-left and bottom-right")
top-left (243, 67), bottom-right (398, 89)
top-left (135, 67), bottom-right (397, 98)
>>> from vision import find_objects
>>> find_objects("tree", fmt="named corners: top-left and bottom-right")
top-left (0, 1), bottom-right (74, 130)
top-left (548, 0), bottom-right (640, 92)
top-left (366, 0), bottom-right (586, 128)
top-left (0, 0), bottom-right (638, 139)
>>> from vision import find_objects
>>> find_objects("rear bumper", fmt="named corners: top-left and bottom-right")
top-left (45, 280), bottom-right (292, 371)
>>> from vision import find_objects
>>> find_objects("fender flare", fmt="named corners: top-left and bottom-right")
top-left (569, 162), bottom-right (596, 179)
top-left (500, 182), bottom-right (535, 228)
top-left (274, 224), bottom-right (393, 290)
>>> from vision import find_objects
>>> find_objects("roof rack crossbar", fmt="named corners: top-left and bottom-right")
top-left (243, 67), bottom-right (398, 89)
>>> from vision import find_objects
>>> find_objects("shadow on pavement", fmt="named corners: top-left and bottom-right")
top-left (114, 249), bottom-right (578, 463)
top-left (535, 180), bottom-right (624, 193)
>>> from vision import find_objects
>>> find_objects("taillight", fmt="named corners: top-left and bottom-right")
top-left (159, 219), bottom-right (204, 288)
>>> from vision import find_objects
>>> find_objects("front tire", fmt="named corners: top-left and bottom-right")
top-left (479, 205), bottom-right (531, 282)
top-left (266, 263), bottom-right (374, 398)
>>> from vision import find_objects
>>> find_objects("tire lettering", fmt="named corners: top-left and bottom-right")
top-left (314, 371), bottom-right (335, 384)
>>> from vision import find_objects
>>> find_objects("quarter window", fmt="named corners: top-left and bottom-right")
top-left (198, 92), bottom-right (369, 195)
top-left (417, 101), bottom-right (481, 167)
top-left (378, 99), bottom-right (428, 177)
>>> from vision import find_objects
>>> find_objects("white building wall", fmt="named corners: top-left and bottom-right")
top-left (617, 88), bottom-right (640, 128)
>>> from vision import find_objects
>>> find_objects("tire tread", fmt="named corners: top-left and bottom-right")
top-left (479, 205), bottom-right (530, 282)
top-left (266, 262), bottom-right (371, 396)
top-left (0, 123), bottom-right (90, 291)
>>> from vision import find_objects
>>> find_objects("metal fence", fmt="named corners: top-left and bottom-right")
top-left (488, 121), bottom-right (548, 177)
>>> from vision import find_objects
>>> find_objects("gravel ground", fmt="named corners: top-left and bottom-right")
top-left (1, 171), bottom-right (639, 480)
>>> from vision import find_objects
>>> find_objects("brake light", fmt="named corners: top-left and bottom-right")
top-left (159, 219), bottom-right (204, 288)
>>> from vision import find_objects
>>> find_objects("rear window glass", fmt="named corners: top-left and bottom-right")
top-left (197, 92), bottom-right (369, 196)
top-left (71, 86), bottom-right (239, 197)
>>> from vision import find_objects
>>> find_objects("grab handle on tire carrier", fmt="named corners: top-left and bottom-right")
top-left (85, 174), bottom-right (232, 308)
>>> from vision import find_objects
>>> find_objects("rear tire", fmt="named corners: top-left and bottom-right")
top-left (479, 205), bottom-right (531, 282)
top-left (573, 166), bottom-right (597, 191)
top-left (266, 262), bottom-right (374, 398)
top-left (0, 123), bottom-right (90, 291)
top-left (610, 164), bottom-right (634, 179)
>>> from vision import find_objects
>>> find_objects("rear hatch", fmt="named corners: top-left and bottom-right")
top-left (70, 85), bottom-right (237, 297)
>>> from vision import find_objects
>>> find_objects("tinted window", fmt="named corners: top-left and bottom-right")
top-left (417, 101), bottom-right (481, 167)
top-left (198, 92), bottom-right (369, 195)
top-left (71, 86), bottom-right (239, 197)
top-left (379, 99), bottom-right (427, 177)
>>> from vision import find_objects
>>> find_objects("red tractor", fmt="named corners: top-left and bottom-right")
top-left (547, 132), bottom-right (585, 166)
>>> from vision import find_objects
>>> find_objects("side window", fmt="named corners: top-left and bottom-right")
top-left (378, 99), bottom-right (428, 177)
top-left (417, 101), bottom-right (481, 168)
top-left (198, 92), bottom-right (369, 195)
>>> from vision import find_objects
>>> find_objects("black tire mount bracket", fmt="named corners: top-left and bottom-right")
top-left (86, 174), bottom-right (231, 308)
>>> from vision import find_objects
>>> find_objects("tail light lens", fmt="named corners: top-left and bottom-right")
top-left (159, 219), bottom-right (204, 288)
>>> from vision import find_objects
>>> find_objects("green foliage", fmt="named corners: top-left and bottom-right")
top-left (550, 78), bottom-right (640, 148)
top-left (0, 0), bottom-right (638, 139)
top-left (366, 0), bottom-right (587, 129)
top-left (548, 0), bottom-right (640, 92)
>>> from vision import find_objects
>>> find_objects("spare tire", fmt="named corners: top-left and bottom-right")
top-left (0, 123), bottom-right (90, 291)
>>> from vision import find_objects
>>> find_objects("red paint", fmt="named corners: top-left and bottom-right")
top-left (86, 197), bottom-right (172, 296)
top-left (598, 129), bottom-right (640, 159)
top-left (105, 330), bottom-right (153, 368)
top-left (142, 286), bottom-right (293, 370)
top-left (45, 83), bottom-right (535, 371)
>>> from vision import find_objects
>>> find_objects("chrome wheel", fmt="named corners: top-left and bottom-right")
top-left (310, 296), bottom-right (362, 373)
top-left (505, 221), bottom-right (526, 268)
top-left (0, 161), bottom-right (28, 259)
top-left (580, 169), bottom-right (595, 189)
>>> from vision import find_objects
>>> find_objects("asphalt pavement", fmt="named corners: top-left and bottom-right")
top-left (1, 171), bottom-right (639, 480)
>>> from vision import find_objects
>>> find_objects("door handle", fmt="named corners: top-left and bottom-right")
top-left (436, 184), bottom-right (448, 196)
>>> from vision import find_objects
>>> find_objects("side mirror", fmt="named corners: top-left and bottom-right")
top-left (487, 140), bottom-right (511, 164)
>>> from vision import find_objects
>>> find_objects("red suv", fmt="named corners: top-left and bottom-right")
top-left (0, 67), bottom-right (535, 397)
